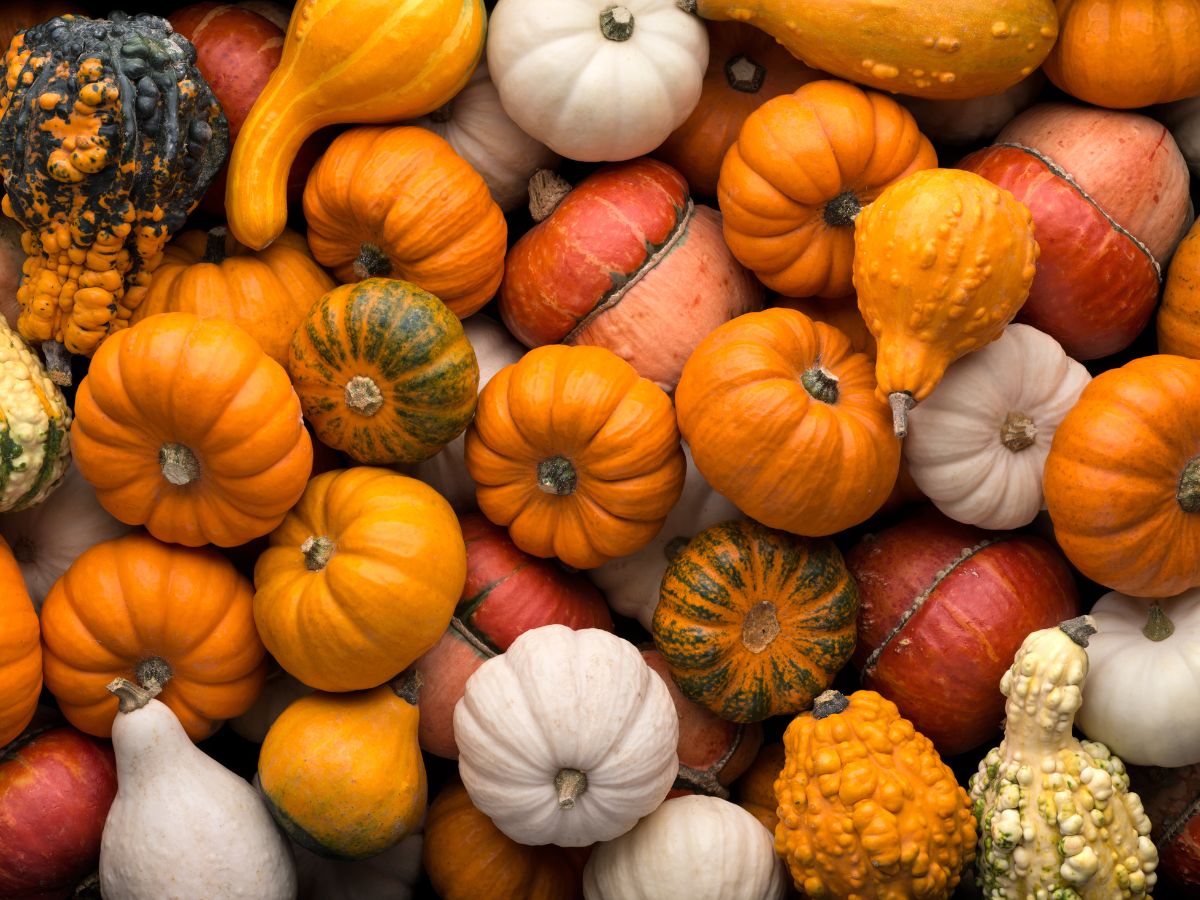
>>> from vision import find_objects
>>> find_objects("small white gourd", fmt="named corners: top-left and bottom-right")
top-left (583, 794), bottom-right (786, 900)
top-left (905, 323), bottom-right (1091, 530)
top-left (454, 624), bottom-right (679, 847)
top-left (100, 678), bottom-right (297, 900)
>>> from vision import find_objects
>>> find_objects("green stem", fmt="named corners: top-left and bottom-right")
top-left (725, 54), bottom-right (766, 93)
top-left (812, 690), bottom-right (849, 719)
top-left (1143, 604), bottom-right (1175, 642)
top-left (301, 535), bottom-right (335, 571)
top-left (823, 190), bottom-right (863, 228)
top-left (351, 243), bottom-right (392, 280)
top-left (537, 456), bottom-right (577, 495)
top-left (801, 366), bottom-right (839, 404)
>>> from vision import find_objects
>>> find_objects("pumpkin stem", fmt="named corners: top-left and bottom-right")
top-left (352, 243), bottom-right (393, 280)
top-left (389, 668), bottom-right (423, 706)
top-left (300, 535), bottom-right (335, 571)
top-left (664, 535), bottom-right (690, 562)
top-left (107, 677), bottom-right (162, 714)
top-left (201, 225), bottom-right (232, 264)
top-left (428, 102), bottom-right (453, 124)
top-left (72, 872), bottom-right (100, 897)
top-left (889, 392), bottom-right (915, 438)
top-left (10, 536), bottom-right (35, 564)
top-left (1000, 411), bottom-right (1037, 452)
top-left (801, 366), bottom-right (839, 404)
top-left (40, 340), bottom-right (72, 387)
top-left (741, 601), bottom-right (781, 653)
top-left (1143, 604), bottom-right (1176, 642)
top-left (135, 656), bottom-right (174, 694)
top-left (823, 190), bottom-right (863, 228)
top-left (554, 768), bottom-right (588, 809)
top-left (812, 690), bottom-right (850, 719)
top-left (1178, 456), bottom-right (1200, 513)
top-left (528, 169), bottom-right (573, 223)
top-left (725, 54), bottom-right (766, 93)
top-left (1058, 615), bottom-right (1097, 647)
top-left (159, 443), bottom-right (201, 486)
top-left (344, 375), bottom-right (384, 416)
top-left (677, 0), bottom-right (698, 12)
top-left (537, 456), bottom-right (577, 496)
top-left (599, 5), bottom-right (635, 41)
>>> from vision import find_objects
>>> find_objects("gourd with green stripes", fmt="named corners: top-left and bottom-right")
top-left (969, 617), bottom-right (1158, 899)
top-left (0, 317), bottom-right (71, 512)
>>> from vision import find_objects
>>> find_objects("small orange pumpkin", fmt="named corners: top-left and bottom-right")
top-left (303, 126), bottom-right (507, 318)
top-left (70, 313), bottom-right (313, 548)
top-left (1159, 218), bottom-right (1200, 358)
top-left (718, 79), bottom-right (936, 298)
top-left (464, 344), bottom-right (686, 569)
top-left (39, 532), bottom-right (267, 741)
top-left (0, 535), bottom-right (40, 747)
top-left (735, 742), bottom-right (785, 833)
top-left (772, 294), bottom-right (875, 358)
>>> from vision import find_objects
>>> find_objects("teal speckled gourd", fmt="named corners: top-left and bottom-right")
top-left (969, 617), bottom-right (1158, 899)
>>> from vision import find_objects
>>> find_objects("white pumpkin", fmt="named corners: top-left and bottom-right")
top-left (408, 59), bottom-right (560, 212)
top-left (409, 315), bottom-right (526, 509)
top-left (293, 833), bottom-right (423, 900)
top-left (591, 444), bottom-right (739, 628)
top-left (100, 679), bottom-right (297, 900)
top-left (904, 323), bottom-right (1091, 530)
top-left (454, 624), bottom-right (679, 847)
top-left (487, 0), bottom-right (709, 163)
top-left (0, 462), bottom-right (132, 612)
top-left (1157, 95), bottom-right (1200, 177)
top-left (229, 665), bottom-right (315, 744)
top-left (1076, 590), bottom-right (1200, 768)
top-left (583, 795), bottom-right (786, 900)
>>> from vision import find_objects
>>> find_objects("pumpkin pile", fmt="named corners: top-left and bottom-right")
top-left (5, 2), bottom-right (1200, 898)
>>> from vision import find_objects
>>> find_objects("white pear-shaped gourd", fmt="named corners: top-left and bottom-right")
top-left (583, 794), bottom-right (786, 900)
top-left (905, 323), bottom-right (1091, 530)
top-left (969, 618), bottom-right (1158, 899)
top-left (454, 624), bottom-right (679, 847)
top-left (100, 678), bottom-right (297, 900)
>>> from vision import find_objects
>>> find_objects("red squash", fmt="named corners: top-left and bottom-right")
top-left (0, 726), bottom-right (118, 900)
top-left (641, 648), bottom-right (762, 800)
top-left (499, 160), bottom-right (762, 392)
top-left (169, 1), bottom-right (333, 216)
top-left (846, 508), bottom-right (1079, 756)
top-left (959, 102), bottom-right (1193, 360)
top-left (413, 513), bottom-right (613, 759)
top-left (1137, 762), bottom-right (1200, 887)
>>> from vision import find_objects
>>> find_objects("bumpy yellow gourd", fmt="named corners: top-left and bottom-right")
top-left (969, 618), bottom-right (1158, 899)
top-left (852, 168), bottom-right (1039, 437)
top-left (775, 689), bottom-right (976, 899)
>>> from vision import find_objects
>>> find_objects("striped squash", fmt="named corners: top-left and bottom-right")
top-left (652, 519), bottom-right (858, 724)
top-left (0, 317), bottom-right (71, 512)
top-left (289, 278), bottom-right (479, 465)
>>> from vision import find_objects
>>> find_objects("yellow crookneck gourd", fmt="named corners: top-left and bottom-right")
top-left (969, 617), bottom-right (1159, 899)
top-left (225, 0), bottom-right (487, 251)
top-left (852, 168), bottom-right (1039, 437)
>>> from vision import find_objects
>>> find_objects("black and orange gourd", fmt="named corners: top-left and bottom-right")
top-left (0, 13), bottom-right (227, 380)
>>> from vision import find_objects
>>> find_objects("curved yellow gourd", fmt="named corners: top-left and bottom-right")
top-left (226, 0), bottom-right (486, 250)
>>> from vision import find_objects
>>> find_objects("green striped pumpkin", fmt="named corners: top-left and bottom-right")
top-left (0, 317), bottom-right (71, 512)
top-left (289, 278), bottom-right (480, 465)
top-left (652, 519), bottom-right (858, 724)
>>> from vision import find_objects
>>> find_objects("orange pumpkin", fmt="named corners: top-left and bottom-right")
top-left (70, 313), bottom-right (313, 548)
top-left (735, 742), bottom-right (786, 833)
top-left (654, 21), bottom-right (823, 199)
top-left (1044, 354), bottom-right (1200, 598)
top-left (464, 344), bottom-right (686, 569)
top-left (718, 79), bottom-right (937, 298)
top-left (675, 308), bottom-right (900, 537)
top-left (39, 532), bottom-right (267, 741)
top-left (303, 126), bottom-right (507, 318)
top-left (0, 535), bottom-right (41, 747)
top-left (130, 227), bottom-right (336, 367)
top-left (1159, 218), bottom-right (1200, 358)
top-left (772, 294), bottom-right (875, 358)
top-left (424, 779), bottom-right (587, 900)
top-left (1043, 0), bottom-right (1200, 109)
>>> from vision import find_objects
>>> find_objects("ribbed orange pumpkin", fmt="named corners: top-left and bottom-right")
top-left (773, 294), bottom-right (875, 358)
top-left (70, 313), bottom-right (313, 548)
top-left (1044, 354), bottom-right (1200, 598)
top-left (130, 227), bottom-right (335, 366)
top-left (654, 21), bottom-right (823, 199)
top-left (0, 535), bottom-right (40, 747)
top-left (718, 79), bottom-right (937, 299)
top-left (39, 532), bottom-right (267, 741)
top-left (464, 344), bottom-right (686, 569)
top-left (675, 308), bottom-right (899, 537)
top-left (304, 126), bottom-right (507, 318)
top-left (775, 690), bottom-right (976, 899)
top-left (1159, 218), bottom-right (1200, 358)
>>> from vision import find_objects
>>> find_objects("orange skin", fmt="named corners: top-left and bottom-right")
top-left (0, 536), bottom-right (40, 747)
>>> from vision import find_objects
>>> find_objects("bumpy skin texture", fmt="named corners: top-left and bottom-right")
top-left (775, 690), bottom-right (976, 899)
top-left (969, 624), bottom-right (1158, 899)
top-left (0, 13), bottom-right (227, 357)
top-left (0, 315), bottom-right (71, 512)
